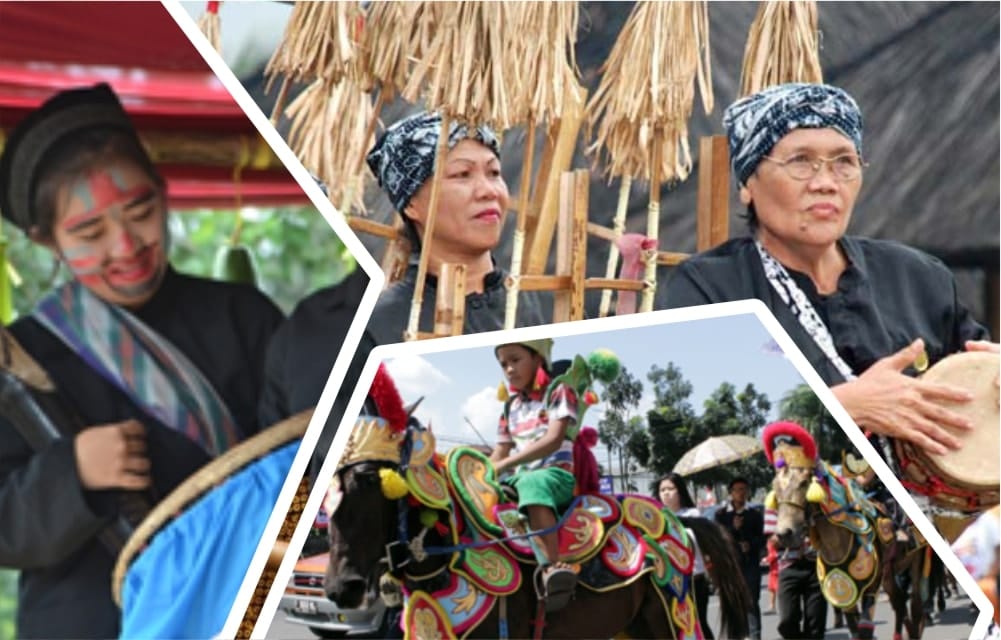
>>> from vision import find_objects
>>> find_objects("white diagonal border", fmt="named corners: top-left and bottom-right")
top-left (159, 3), bottom-right (386, 638)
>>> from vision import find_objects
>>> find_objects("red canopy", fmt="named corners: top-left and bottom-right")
top-left (0, 1), bottom-right (308, 209)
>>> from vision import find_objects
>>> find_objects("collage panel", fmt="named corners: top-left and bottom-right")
top-left (0, 2), bottom-right (381, 639)
top-left (267, 305), bottom-right (992, 640)
top-left (184, 2), bottom-right (1001, 639)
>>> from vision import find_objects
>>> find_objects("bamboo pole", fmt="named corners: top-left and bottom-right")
top-left (434, 263), bottom-right (466, 337)
top-left (503, 120), bottom-right (537, 329)
top-left (347, 217), bottom-right (397, 240)
top-left (381, 217), bottom-right (411, 286)
top-left (586, 278), bottom-right (645, 292)
top-left (552, 171), bottom-right (575, 322)
top-left (640, 130), bottom-right (663, 313)
top-left (569, 169), bottom-right (588, 321)
top-left (526, 85), bottom-right (587, 275)
top-left (406, 115), bottom-right (451, 341)
top-left (696, 135), bottom-right (731, 251)
top-left (598, 176), bottom-right (632, 318)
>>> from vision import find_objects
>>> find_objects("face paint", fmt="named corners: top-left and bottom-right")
top-left (51, 162), bottom-right (168, 308)
top-left (61, 168), bottom-right (152, 232)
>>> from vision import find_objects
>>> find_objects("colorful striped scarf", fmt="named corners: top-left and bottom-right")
top-left (34, 280), bottom-right (239, 456)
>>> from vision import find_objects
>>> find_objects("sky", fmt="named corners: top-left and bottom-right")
top-left (383, 311), bottom-right (810, 465)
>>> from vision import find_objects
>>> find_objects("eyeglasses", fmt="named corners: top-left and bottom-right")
top-left (760, 153), bottom-right (867, 182)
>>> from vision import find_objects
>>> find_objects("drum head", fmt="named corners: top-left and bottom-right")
top-left (921, 351), bottom-right (1000, 488)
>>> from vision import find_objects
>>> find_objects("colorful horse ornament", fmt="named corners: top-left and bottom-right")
top-left (764, 421), bottom-right (927, 640)
top-left (327, 416), bottom-right (749, 639)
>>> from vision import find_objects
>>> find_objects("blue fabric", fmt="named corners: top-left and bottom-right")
top-left (366, 111), bottom-right (500, 212)
top-left (120, 441), bottom-right (300, 639)
top-left (723, 83), bottom-right (863, 185)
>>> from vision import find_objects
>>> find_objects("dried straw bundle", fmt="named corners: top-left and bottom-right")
top-left (196, 3), bottom-right (221, 54)
top-left (284, 78), bottom-right (374, 214)
top-left (507, 2), bottom-right (582, 125)
top-left (503, 2), bottom-right (582, 329)
top-left (401, 1), bottom-right (513, 129)
top-left (265, 2), bottom-right (364, 89)
top-left (586, 1), bottom-right (713, 183)
top-left (740, 1), bottom-right (822, 96)
top-left (357, 2), bottom-right (438, 97)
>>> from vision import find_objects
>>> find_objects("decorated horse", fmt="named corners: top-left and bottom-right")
top-left (764, 421), bottom-right (928, 640)
top-left (325, 364), bottom-right (750, 639)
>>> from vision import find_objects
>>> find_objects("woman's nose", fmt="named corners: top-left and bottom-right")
top-left (806, 164), bottom-right (839, 191)
top-left (110, 222), bottom-right (140, 256)
top-left (474, 173), bottom-right (502, 199)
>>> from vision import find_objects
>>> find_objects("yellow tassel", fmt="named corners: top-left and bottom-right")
top-left (765, 490), bottom-right (777, 511)
top-left (379, 468), bottom-right (409, 500)
top-left (496, 381), bottom-right (509, 402)
top-left (806, 479), bottom-right (826, 503)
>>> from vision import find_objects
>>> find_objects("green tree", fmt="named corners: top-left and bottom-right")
top-left (692, 382), bottom-right (773, 493)
top-left (644, 363), bottom-right (699, 476)
top-left (597, 366), bottom-right (643, 491)
top-left (778, 384), bottom-right (853, 463)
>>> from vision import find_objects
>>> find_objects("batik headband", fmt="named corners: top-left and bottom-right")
top-left (366, 111), bottom-right (501, 213)
top-left (723, 82), bottom-right (864, 185)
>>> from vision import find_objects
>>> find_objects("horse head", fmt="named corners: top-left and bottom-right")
top-left (325, 413), bottom-right (407, 608)
top-left (768, 455), bottom-right (823, 549)
top-left (762, 421), bottom-right (823, 549)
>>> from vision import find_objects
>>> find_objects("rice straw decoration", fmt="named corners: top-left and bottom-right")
top-left (585, 1), bottom-right (713, 314)
top-left (196, 2), bottom-right (222, 53)
top-left (504, 2), bottom-right (582, 329)
top-left (739, 1), bottom-right (823, 97)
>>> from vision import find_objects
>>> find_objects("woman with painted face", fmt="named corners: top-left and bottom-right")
top-left (365, 112), bottom-right (547, 344)
top-left (0, 84), bottom-right (283, 638)
top-left (664, 82), bottom-right (996, 457)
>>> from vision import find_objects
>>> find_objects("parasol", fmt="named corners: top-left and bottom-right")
top-left (673, 434), bottom-right (763, 477)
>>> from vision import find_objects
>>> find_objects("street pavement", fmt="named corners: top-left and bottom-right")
top-left (268, 581), bottom-right (982, 639)
top-left (706, 582), bottom-right (979, 640)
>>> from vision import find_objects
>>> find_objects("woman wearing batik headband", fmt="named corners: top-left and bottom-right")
top-left (0, 83), bottom-right (283, 638)
top-left (365, 111), bottom-right (546, 345)
top-left (664, 82), bottom-right (997, 456)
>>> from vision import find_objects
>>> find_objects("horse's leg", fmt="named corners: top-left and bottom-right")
top-left (907, 550), bottom-right (927, 640)
top-left (884, 563), bottom-right (908, 640)
top-left (853, 592), bottom-right (878, 640)
top-left (844, 608), bottom-right (860, 639)
top-left (623, 581), bottom-right (676, 640)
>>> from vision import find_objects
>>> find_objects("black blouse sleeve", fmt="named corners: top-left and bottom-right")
top-left (0, 426), bottom-right (109, 567)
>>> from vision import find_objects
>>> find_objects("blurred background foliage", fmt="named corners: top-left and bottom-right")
top-left (5, 205), bottom-right (355, 317)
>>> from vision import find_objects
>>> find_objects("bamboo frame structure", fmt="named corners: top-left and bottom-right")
top-left (405, 115), bottom-right (451, 341)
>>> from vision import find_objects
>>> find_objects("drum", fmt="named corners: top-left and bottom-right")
top-left (894, 351), bottom-right (1000, 518)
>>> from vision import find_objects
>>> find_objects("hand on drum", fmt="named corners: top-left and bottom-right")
top-left (964, 340), bottom-right (1001, 354)
top-left (74, 419), bottom-right (151, 490)
top-left (832, 339), bottom-right (974, 456)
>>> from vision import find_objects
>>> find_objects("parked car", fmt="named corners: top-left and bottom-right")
top-left (280, 553), bottom-right (390, 639)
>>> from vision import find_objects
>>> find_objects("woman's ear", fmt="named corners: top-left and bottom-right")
top-left (739, 185), bottom-right (752, 206)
